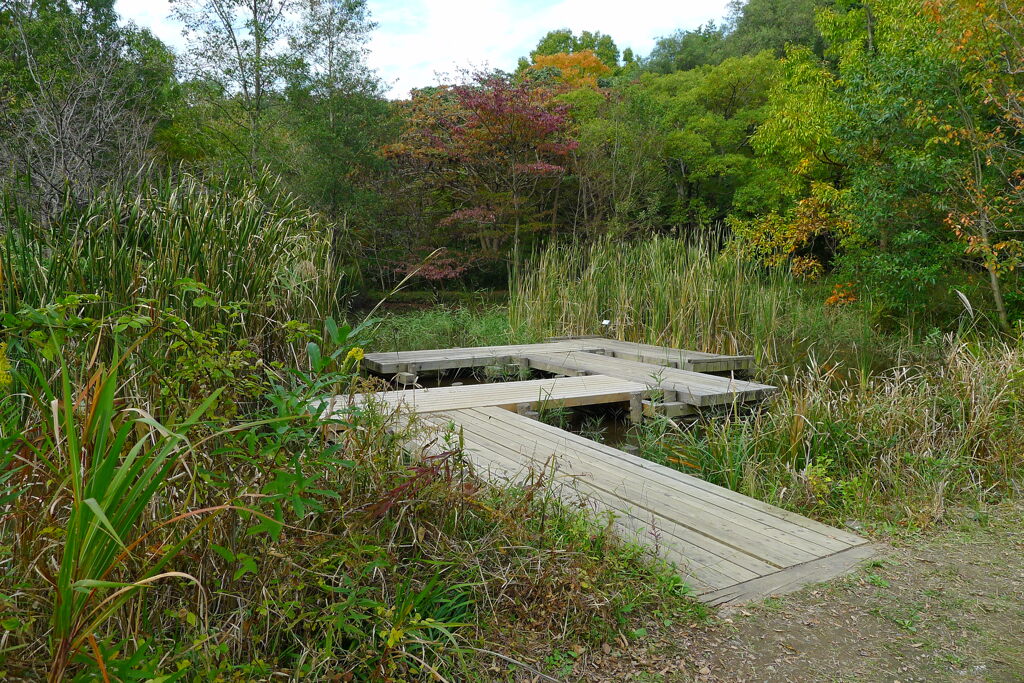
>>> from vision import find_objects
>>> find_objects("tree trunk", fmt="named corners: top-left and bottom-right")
top-left (986, 262), bottom-right (1010, 332)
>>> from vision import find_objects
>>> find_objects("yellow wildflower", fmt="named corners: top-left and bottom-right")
top-left (345, 347), bottom-right (365, 363)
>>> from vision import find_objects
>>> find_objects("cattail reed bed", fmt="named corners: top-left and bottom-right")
top-left (1, 170), bottom-right (352, 355)
top-left (511, 235), bottom-right (897, 377)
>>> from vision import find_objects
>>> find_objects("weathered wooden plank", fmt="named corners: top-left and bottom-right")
top-left (366, 339), bottom-right (757, 376)
top-left (457, 407), bottom-right (853, 558)
top-left (413, 413), bottom-right (772, 587)
top-left (325, 375), bottom-right (649, 416)
top-left (362, 341), bottom-right (603, 374)
top-left (375, 406), bottom-right (872, 601)
top-left (697, 544), bottom-right (878, 606)
top-left (445, 409), bottom-right (824, 568)
top-left (522, 351), bottom-right (776, 407)
top-left (330, 339), bottom-right (872, 604)
top-left (471, 406), bottom-right (865, 548)
top-left (544, 337), bottom-right (756, 373)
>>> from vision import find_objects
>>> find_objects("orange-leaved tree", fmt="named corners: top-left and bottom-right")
top-left (528, 50), bottom-right (612, 89)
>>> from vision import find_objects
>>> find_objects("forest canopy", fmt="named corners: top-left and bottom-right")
top-left (2, 0), bottom-right (1022, 323)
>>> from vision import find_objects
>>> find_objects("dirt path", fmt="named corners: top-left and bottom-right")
top-left (565, 502), bottom-right (1024, 682)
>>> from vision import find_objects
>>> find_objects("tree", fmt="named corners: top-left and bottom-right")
top-left (528, 28), bottom-right (620, 68)
top-left (576, 30), bottom-right (620, 68)
top-left (531, 28), bottom-right (575, 58)
top-left (382, 74), bottom-right (577, 262)
top-left (527, 50), bottom-right (611, 89)
top-left (566, 85), bottom-right (667, 233)
top-left (643, 51), bottom-right (782, 227)
top-left (724, 0), bottom-right (825, 58)
top-left (645, 23), bottom-right (727, 73)
top-left (0, 1), bottom-right (176, 213)
top-left (285, 0), bottom-right (388, 220)
top-left (736, 0), bottom-right (983, 313)
top-left (932, 0), bottom-right (1024, 329)
top-left (644, 0), bottom-right (826, 74)
top-left (171, 0), bottom-right (298, 169)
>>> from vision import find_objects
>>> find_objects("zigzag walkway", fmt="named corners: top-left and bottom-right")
top-left (326, 341), bottom-right (872, 605)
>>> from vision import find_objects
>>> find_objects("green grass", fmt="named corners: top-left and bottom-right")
top-left (370, 305), bottom-right (536, 352)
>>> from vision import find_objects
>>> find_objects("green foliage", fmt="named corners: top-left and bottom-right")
top-left (0, 295), bottom-right (694, 678)
top-left (529, 28), bottom-right (620, 68)
top-left (0, 1), bottom-right (179, 210)
top-left (569, 85), bottom-right (667, 231)
top-left (41, 355), bottom-right (225, 681)
top-left (371, 306), bottom-right (535, 352)
top-left (645, 23), bottom-right (728, 73)
top-left (643, 51), bottom-right (781, 225)
top-left (670, 339), bottom-right (1024, 526)
top-left (645, 0), bottom-right (825, 73)
top-left (723, 0), bottom-right (824, 58)
top-left (741, 0), bottom-right (1019, 315)
top-left (2, 170), bottom-right (350, 342)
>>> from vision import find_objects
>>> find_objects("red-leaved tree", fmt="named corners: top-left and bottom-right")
top-left (383, 72), bottom-right (577, 266)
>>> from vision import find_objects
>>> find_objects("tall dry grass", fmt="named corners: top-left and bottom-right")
top-left (663, 338), bottom-right (1024, 525)
top-left (510, 235), bottom-right (893, 374)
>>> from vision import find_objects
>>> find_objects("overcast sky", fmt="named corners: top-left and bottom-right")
top-left (114, 0), bottom-right (731, 98)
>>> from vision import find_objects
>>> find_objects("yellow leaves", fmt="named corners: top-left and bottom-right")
top-left (382, 626), bottom-right (405, 648)
top-left (794, 157), bottom-right (815, 175)
top-left (529, 50), bottom-right (611, 89)
top-left (731, 186), bottom-right (854, 280)
top-left (791, 256), bottom-right (824, 281)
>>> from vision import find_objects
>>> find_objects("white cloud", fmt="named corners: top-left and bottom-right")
top-left (115, 0), bottom-right (730, 98)
top-left (116, 0), bottom-right (186, 50)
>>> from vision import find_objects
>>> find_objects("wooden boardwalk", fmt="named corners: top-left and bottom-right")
top-left (546, 336), bottom-right (755, 374)
top-left (335, 374), bottom-right (651, 415)
top-left (409, 406), bottom-right (872, 605)
top-left (521, 350), bottom-right (773, 407)
top-left (362, 338), bottom-right (755, 375)
top-left (338, 340), bottom-right (873, 605)
top-left (362, 341), bottom-right (606, 374)
top-left (363, 340), bottom-right (771, 411)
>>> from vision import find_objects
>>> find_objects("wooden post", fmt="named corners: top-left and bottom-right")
top-left (394, 372), bottom-right (418, 387)
top-left (629, 394), bottom-right (643, 424)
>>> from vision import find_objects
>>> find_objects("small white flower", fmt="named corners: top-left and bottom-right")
top-left (601, 319), bottom-right (611, 326)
